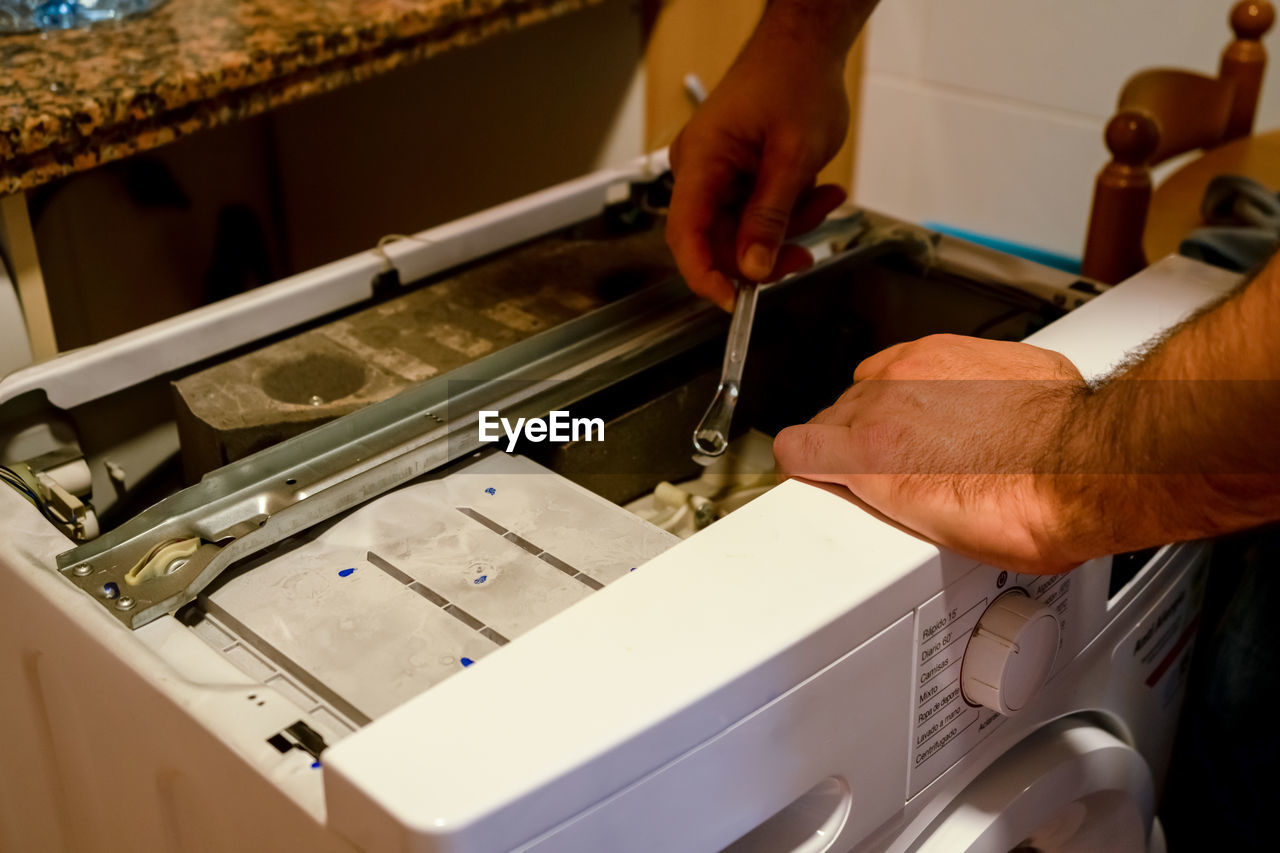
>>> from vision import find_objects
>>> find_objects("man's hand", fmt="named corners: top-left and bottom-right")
top-left (773, 335), bottom-right (1089, 574)
top-left (666, 2), bottom-right (875, 309)
top-left (774, 251), bottom-right (1280, 573)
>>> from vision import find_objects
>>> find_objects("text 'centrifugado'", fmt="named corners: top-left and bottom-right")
top-left (478, 410), bottom-right (605, 452)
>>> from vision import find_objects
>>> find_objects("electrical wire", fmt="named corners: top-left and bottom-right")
top-left (0, 465), bottom-right (38, 501)
top-left (1, 464), bottom-right (65, 525)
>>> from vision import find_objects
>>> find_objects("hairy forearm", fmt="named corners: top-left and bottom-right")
top-left (1052, 254), bottom-right (1280, 558)
top-left (754, 0), bottom-right (880, 65)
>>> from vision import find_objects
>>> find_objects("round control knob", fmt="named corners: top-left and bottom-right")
top-left (960, 591), bottom-right (1060, 715)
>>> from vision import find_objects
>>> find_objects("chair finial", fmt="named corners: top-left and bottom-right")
top-left (1231, 1), bottom-right (1275, 41)
top-left (1104, 111), bottom-right (1160, 167)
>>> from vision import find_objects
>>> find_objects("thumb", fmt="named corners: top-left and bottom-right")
top-left (737, 143), bottom-right (814, 281)
top-left (773, 422), bottom-right (858, 482)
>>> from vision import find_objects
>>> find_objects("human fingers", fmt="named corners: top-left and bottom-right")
top-left (674, 207), bottom-right (816, 300)
top-left (785, 183), bottom-right (848, 239)
top-left (852, 341), bottom-right (913, 382)
top-left (769, 244), bottom-right (817, 280)
top-left (668, 125), bottom-right (687, 173)
top-left (736, 184), bottom-right (847, 282)
top-left (666, 154), bottom-right (742, 309)
top-left (805, 381), bottom-right (869, 427)
top-left (736, 138), bottom-right (819, 282)
top-left (772, 422), bottom-right (862, 482)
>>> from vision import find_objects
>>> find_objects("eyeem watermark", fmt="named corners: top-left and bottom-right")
top-left (478, 410), bottom-right (605, 452)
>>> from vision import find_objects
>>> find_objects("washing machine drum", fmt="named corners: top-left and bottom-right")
top-left (913, 718), bottom-right (1163, 853)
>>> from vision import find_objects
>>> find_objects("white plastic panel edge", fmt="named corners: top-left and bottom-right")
top-left (1024, 255), bottom-right (1240, 380)
top-left (0, 150), bottom-right (671, 411)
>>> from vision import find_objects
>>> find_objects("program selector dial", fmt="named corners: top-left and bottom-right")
top-left (960, 590), bottom-right (1060, 715)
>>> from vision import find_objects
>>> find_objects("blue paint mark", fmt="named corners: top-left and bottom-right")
top-left (460, 657), bottom-right (474, 667)
top-left (629, 567), bottom-right (636, 572)
top-left (484, 486), bottom-right (496, 495)
top-left (338, 567), bottom-right (356, 578)
top-left (311, 761), bottom-right (321, 769)
top-left (473, 575), bottom-right (487, 585)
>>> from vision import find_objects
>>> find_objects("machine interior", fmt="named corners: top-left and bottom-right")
top-left (164, 211), bottom-right (1080, 742)
top-left (3, 199), bottom-right (1092, 746)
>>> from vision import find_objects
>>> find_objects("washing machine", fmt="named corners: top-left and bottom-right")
top-left (0, 154), bottom-right (1238, 852)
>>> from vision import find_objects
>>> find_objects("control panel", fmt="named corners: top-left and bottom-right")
top-left (960, 591), bottom-right (1060, 714)
top-left (907, 564), bottom-right (1085, 797)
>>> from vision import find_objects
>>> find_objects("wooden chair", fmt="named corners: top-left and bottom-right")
top-left (1082, 0), bottom-right (1275, 283)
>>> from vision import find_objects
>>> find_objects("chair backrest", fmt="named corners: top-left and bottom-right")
top-left (1082, 1), bottom-right (1274, 284)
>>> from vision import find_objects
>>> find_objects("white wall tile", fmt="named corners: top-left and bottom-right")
top-left (855, 74), bottom-right (1102, 256)
top-left (865, 0), bottom-right (1280, 123)
top-left (857, 0), bottom-right (1280, 258)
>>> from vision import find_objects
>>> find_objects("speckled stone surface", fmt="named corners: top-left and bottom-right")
top-left (0, 0), bottom-right (600, 194)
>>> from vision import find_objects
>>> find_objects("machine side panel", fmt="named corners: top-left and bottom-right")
top-left (0, 492), bottom-right (352, 853)
top-left (1106, 549), bottom-right (1208, 789)
top-left (854, 544), bottom-right (1205, 852)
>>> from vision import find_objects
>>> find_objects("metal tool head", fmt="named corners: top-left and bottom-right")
top-left (691, 279), bottom-right (759, 459)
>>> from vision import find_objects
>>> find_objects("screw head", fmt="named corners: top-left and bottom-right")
top-left (72, 564), bottom-right (92, 577)
top-left (115, 596), bottom-right (136, 611)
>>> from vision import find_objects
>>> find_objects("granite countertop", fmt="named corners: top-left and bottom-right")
top-left (0, 0), bottom-right (599, 194)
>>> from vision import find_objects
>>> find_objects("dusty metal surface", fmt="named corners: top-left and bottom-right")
top-left (198, 453), bottom-right (677, 722)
